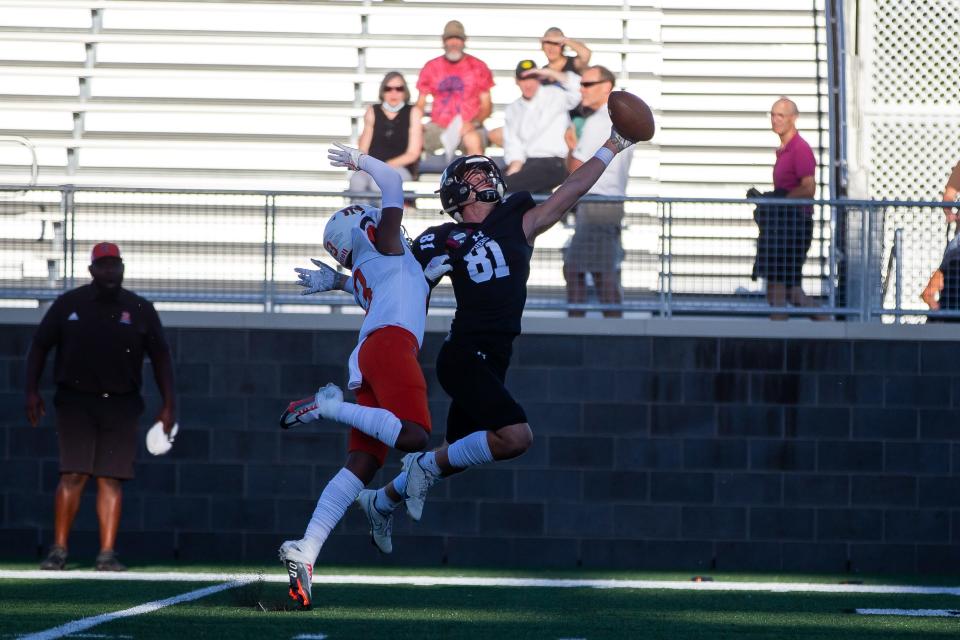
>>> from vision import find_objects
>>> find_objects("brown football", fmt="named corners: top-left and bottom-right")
top-left (607, 90), bottom-right (655, 142)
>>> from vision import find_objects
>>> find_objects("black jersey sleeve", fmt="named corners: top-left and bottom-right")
top-left (412, 223), bottom-right (455, 269)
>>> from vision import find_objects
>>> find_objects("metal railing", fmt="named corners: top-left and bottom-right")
top-left (1, 185), bottom-right (957, 322)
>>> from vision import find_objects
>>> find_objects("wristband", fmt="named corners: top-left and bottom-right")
top-left (593, 146), bottom-right (615, 167)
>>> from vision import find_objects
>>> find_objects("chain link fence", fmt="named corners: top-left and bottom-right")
top-left (1, 185), bottom-right (956, 322)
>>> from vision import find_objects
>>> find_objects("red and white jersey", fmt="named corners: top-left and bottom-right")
top-left (347, 225), bottom-right (429, 389)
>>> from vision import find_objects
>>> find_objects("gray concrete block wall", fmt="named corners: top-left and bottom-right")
top-left (2, 322), bottom-right (959, 574)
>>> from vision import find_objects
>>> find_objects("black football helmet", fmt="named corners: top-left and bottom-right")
top-left (436, 155), bottom-right (505, 220)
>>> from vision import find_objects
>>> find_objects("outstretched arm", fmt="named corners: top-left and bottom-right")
top-left (522, 132), bottom-right (632, 242)
top-left (563, 37), bottom-right (593, 72)
top-left (328, 142), bottom-right (405, 255)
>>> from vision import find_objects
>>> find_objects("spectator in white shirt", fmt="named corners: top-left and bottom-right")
top-left (563, 65), bottom-right (634, 317)
top-left (502, 59), bottom-right (581, 194)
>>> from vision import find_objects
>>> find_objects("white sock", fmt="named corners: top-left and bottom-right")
top-left (334, 402), bottom-right (402, 448)
top-left (299, 468), bottom-right (364, 564)
top-left (419, 451), bottom-right (443, 475)
top-left (392, 471), bottom-right (408, 497)
top-left (446, 431), bottom-right (495, 469)
top-left (374, 479), bottom-right (404, 513)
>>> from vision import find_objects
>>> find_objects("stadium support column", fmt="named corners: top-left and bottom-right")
top-left (353, 9), bottom-right (370, 143)
top-left (70, 8), bottom-right (101, 176)
top-left (825, 0), bottom-right (850, 313)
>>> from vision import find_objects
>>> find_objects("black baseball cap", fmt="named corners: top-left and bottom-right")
top-left (515, 59), bottom-right (537, 78)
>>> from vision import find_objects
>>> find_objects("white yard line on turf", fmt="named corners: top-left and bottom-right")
top-left (856, 608), bottom-right (960, 617)
top-left (18, 578), bottom-right (253, 640)
top-left (2, 569), bottom-right (959, 596)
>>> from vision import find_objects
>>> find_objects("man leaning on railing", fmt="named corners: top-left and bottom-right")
top-left (755, 96), bottom-right (829, 321)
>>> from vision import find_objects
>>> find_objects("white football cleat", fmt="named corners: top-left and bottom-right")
top-left (279, 395), bottom-right (319, 430)
top-left (355, 489), bottom-right (394, 554)
top-left (401, 452), bottom-right (440, 521)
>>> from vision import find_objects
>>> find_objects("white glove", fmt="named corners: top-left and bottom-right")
top-left (423, 254), bottom-right (453, 283)
top-left (608, 127), bottom-right (635, 152)
top-left (327, 142), bottom-right (364, 171)
top-left (295, 259), bottom-right (338, 295)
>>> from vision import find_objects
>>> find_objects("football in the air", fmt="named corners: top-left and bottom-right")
top-left (607, 91), bottom-right (655, 143)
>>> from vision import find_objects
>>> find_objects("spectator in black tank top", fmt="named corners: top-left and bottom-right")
top-left (348, 72), bottom-right (423, 199)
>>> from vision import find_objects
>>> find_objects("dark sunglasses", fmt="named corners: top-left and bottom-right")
top-left (580, 80), bottom-right (611, 87)
top-left (383, 85), bottom-right (406, 92)
top-left (541, 39), bottom-right (563, 46)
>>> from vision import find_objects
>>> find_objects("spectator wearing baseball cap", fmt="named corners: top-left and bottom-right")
top-left (416, 20), bottom-right (495, 158)
top-left (499, 58), bottom-right (582, 194)
top-left (25, 242), bottom-right (176, 572)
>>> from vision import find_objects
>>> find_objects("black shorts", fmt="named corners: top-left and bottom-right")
top-left (755, 208), bottom-right (813, 288)
top-left (436, 339), bottom-right (527, 444)
top-left (53, 388), bottom-right (144, 480)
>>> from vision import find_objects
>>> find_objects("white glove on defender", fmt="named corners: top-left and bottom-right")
top-left (295, 259), bottom-right (339, 295)
top-left (608, 127), bottom-right (635, 152)
top-left (423, 255), bottom-right (453, 283)
top-left (327, 142), bottom-right (365, 171)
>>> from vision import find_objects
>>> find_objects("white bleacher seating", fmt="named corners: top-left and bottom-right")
top-left (0, 0), bottom-right (833, 308)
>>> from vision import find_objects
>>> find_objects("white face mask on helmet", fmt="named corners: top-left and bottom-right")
top-left (323, 203), bottom-right (381, 268)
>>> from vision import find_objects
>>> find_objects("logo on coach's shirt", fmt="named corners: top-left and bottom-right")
top-left (67, 312), bottom-right (79, 321)
top-left (119, 311), bottom-right (131, 325)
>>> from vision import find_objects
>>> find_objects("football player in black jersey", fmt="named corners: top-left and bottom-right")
top-left (354, 125), bottom-right (636, 552)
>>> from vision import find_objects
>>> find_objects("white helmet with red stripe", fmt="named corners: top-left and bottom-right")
top-left (323, 203), bottom-right (381, 268)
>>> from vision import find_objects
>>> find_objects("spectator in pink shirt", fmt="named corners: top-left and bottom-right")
top-left (416, 20), bottom-right (494, 157)
top-left (755, 96), bottom-right (827, 320)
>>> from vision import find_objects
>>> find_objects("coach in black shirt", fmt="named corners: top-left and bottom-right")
top-left (24, 242), bottom-right (176, 571)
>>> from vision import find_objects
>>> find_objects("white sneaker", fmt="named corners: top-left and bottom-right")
top-left (355, 489), bottom-right (393, 554)
top-left (278, 540), bottom-right (313, 610)
top-left (315, 382), bottom-right (343, 420)
top-left (401, 452), bottom-right (440, 521)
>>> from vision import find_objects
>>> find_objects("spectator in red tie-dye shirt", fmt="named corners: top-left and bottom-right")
top-left (416, 20), bottom-right (494, 157)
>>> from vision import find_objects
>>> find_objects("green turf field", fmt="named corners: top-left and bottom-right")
top-left (2, 566), bottom-right (959, 640)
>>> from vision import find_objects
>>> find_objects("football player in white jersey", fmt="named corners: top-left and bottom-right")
top-left (277, 143), bottom-right (449, 610)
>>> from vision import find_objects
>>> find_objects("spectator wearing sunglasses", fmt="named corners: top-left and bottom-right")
top-left (563, 65), bottom-right (634, 318)
top-left (350, 71), bottom-right (424, 198)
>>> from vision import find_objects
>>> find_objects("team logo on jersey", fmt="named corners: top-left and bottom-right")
top-left (119, 311), bottom-right (131, 325)
top-left (446, 231), bottom-right (467, 250)
top-left (471, 230), bottom-right (491, 250)
top-left (67, 311), bottom-right (79, 321)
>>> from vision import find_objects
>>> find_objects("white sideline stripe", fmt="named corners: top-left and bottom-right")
top-left (2, 570), bottom-right (959, 596)
top-left (855, 608), bottom-right (960, 617)
top-left (17, 578), bottom-right (252, 640)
